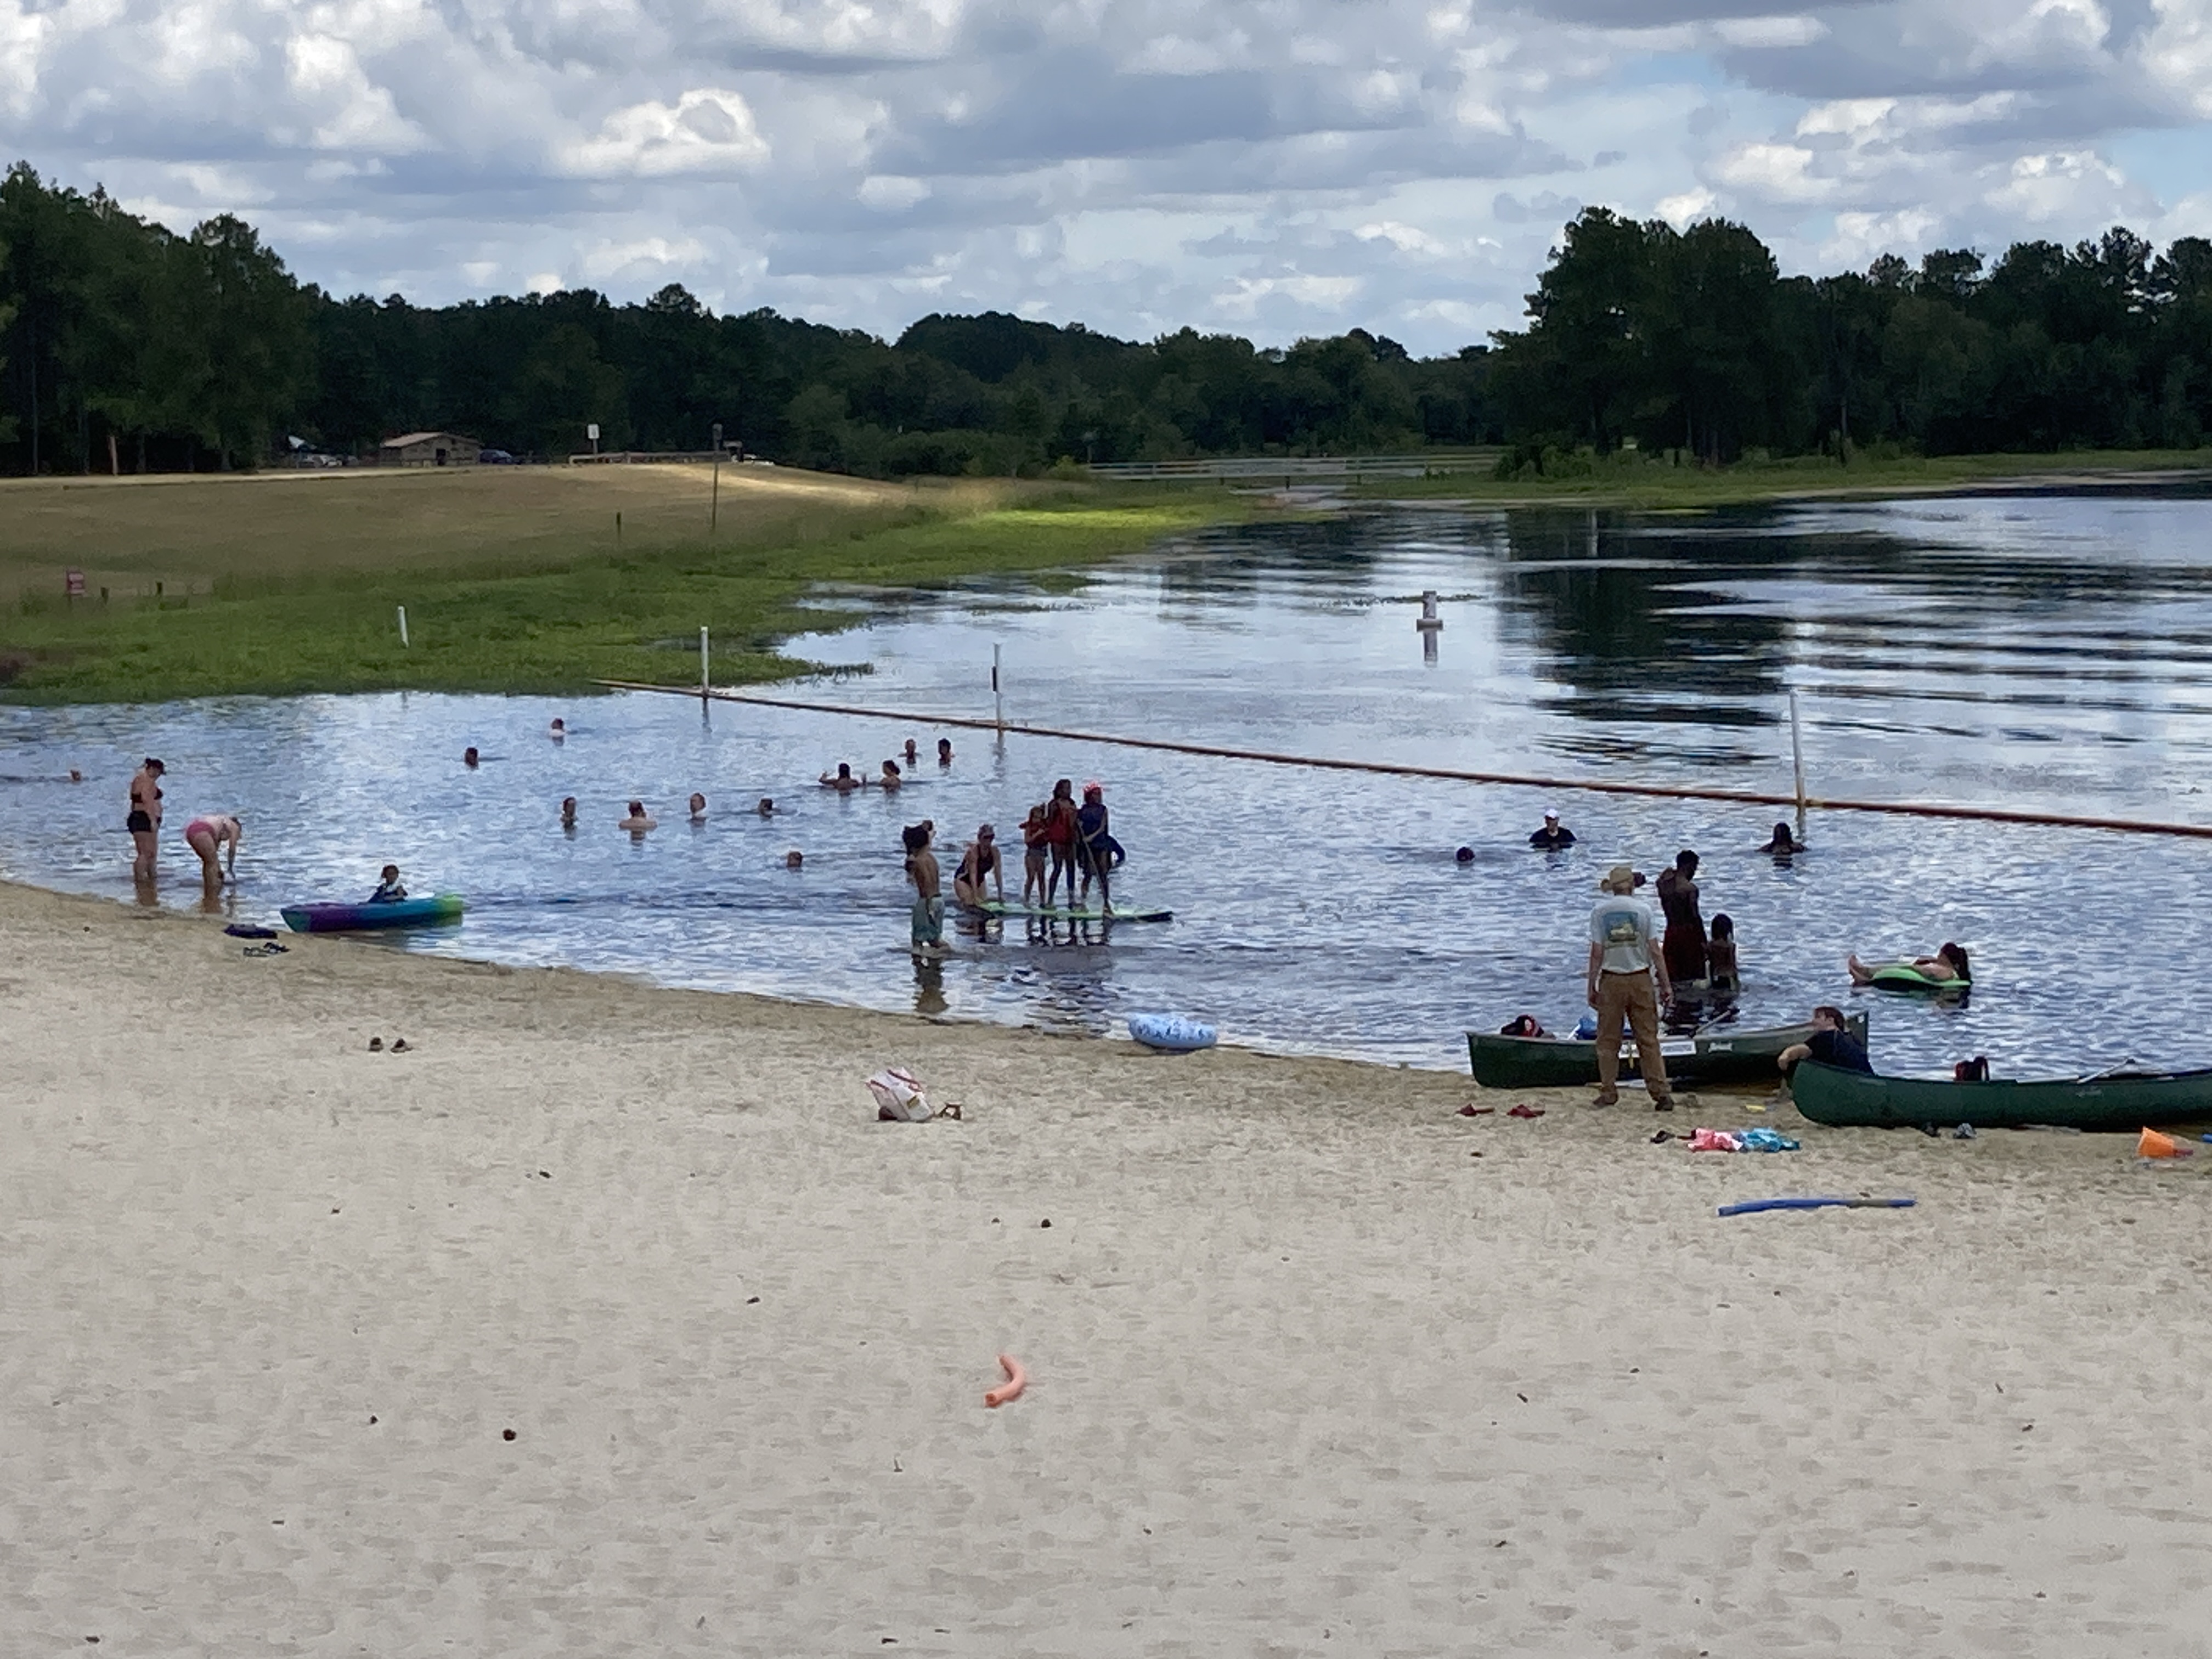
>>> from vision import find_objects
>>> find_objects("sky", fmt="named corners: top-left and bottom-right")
top-left (7, 0), bottom-right (2212, 354)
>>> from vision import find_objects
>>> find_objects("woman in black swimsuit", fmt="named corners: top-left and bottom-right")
top-left (127, 758), bottom-right (165, 883)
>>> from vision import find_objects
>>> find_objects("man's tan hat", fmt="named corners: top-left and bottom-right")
top-left (1599, 864), bottom-right (1637, 893)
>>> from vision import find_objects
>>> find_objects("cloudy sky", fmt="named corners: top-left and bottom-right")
top-left (8, 0), bottom-right (2212, 352)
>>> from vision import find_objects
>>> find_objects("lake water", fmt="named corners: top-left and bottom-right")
top-left (7, 489), bottom-right (2212, 1079)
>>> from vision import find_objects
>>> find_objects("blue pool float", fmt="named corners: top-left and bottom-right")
top-left (1127, 1013), bottom-right (1218, 1052)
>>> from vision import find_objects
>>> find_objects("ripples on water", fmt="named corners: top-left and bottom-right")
top-left (6, 491), bottom-right (2212, 1077)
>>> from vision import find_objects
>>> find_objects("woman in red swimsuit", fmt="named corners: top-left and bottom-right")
top-left (1043, 777), bottom-right (1077, 907)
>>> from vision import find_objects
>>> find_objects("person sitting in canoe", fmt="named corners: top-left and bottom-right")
top-left (1763, 821), bottom-right (1805, 856)
top-left (1778, 1005), bottom-right (1872, 1075)
top-left (369, 864), bottom-right (408, 904)
top-left (953, 823), bottom-right (1004, 907)
top-left (1848, 942), bottom-right (1970, 987)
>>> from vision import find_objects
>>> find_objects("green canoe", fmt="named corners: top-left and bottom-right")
top-left (1467, 1012), bottom-right (1868, 1091)
top-left (1791, 1059), bottom-right (2212, 1133)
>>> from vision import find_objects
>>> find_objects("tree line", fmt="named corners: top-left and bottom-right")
top-left (4, 159), bottom-right (2211, 477)
top-left (1493, 207), bottom-right (2212, 469)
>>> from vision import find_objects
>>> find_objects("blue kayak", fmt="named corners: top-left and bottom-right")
top-left (281, 894), bottom-right (466, 934)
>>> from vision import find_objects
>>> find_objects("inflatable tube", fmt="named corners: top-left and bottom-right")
top-left (984, 1353), bottom-right (1027, 1408)
top-left (1127, 1013), bottom-right (1217, 1052)
top-left (1865, 964), bottom-right (1968, 993)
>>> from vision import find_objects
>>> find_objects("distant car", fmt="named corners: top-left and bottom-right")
top-left (478, 449), bottom-right (516, 465)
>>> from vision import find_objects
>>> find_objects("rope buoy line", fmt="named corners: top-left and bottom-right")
top-left (599, 678), bottom-right (2212, 842)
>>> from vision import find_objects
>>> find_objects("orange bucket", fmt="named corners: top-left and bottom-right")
top-left (2138, 1128), bottom-right (2185, 1159)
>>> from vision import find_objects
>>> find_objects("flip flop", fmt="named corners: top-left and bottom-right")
top-left (1457, 1104), bottom-right (1496, 1117)
top-left (368, 1036), bottom-right (383, 1052)
top-left (391, 1039), bottom-right (411, 1054)
top-left (1508, 1103), bottom-right (1545, 1119)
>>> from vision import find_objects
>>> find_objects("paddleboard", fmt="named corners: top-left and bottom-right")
top-left (973, 899), bottom-right (1173, 923)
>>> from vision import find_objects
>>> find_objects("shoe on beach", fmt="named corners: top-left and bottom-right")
top-left (1651, 1096), bottom-right (1675, 1112)
top-left (391, 1038), bottom-right (411, 1053)
top-left (368, 1036), bottom-right (383, 1052)
top-left (1591, 1090), bottom-right (1620, 1108)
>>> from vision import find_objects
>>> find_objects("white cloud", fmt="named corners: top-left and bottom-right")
top-left (1656, 187), bottom-right (1718, 225)
top-left (1713, 140), bottom-right (1830, 202)
top-left (2, 0), bottom-right (2207, 351)
top-left (560, 88), bottom-right (770, 178)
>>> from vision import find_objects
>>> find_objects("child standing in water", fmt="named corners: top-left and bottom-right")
top-left (1020, 804), bottom-right (1049, 906)
top-left (904, 823), bottom-right (944, 953)
top-left (1706, 913), bottom-right (1740, 991)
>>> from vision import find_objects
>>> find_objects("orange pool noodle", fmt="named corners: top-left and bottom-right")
top-left (984, 1353), bottom-right (1027, 1408)
top-left (2138, 1128), bottom-right (2186, 1159)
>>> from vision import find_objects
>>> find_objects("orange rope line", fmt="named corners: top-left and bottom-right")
top-left (599, 679), bottom-right (2212, 840)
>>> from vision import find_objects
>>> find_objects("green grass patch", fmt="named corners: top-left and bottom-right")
top-left (1351, 447), bottom-right (2212, 507)
top-left (0, 485), bottom-right (1247, 704)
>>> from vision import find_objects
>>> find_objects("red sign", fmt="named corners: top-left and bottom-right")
top-left (64, 568), bottom-right (86, 598)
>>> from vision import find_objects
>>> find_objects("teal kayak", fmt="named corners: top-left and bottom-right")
top-left (281, 894), bottom-right (466, 933)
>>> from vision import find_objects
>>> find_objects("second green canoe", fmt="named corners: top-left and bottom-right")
top-left (1791, 1059), bottom-right (2212, 1133)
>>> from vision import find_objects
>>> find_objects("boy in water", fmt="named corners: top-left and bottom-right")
top-left (904, 823), bottom-right (944, 953)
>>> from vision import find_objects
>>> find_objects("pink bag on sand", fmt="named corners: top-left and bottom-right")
top-left (1689, 1127), bottom-right (1740, 1153)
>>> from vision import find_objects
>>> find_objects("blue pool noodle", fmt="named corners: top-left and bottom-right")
top-left (1717, 1196), bottom-right (1917, 1217)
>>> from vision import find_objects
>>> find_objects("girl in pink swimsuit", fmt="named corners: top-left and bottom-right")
top-left (184, 813), bottom-right (242, 885)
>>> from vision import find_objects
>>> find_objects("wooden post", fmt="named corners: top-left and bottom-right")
top-left (397, 606), bottom-right (409, 648)
top-left (700, 627), bottom-right (710, 700)
top-left (992, 644), bottom-right (1004, 732)
top-left (1790, 690), bottom-right (1807, 829)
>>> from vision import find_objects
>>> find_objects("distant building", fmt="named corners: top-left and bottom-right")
top-left (380, 431), bottom-right (483, 467)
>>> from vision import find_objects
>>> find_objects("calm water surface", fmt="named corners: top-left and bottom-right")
top-left (8, 491), bottom-right (2212, 1078)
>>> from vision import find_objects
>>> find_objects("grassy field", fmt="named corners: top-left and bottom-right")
top-left (7, 447), bottom-right (2207, 704)
top-left (0, 465), bottom-right (1249, 703)
top-left (1353, 446), bottom-right (2212, 507)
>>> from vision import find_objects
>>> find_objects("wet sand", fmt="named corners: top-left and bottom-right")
top-left (3, 878), bottom-right (2208, 1656)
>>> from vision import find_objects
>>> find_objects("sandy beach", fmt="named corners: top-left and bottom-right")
top-left (3, 878), bottom-right (2208, 1657)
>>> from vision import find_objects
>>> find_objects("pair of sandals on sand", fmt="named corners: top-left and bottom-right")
top-left (366, 1036), bottom-right (412, 1053)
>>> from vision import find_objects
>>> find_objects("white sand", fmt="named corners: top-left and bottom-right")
top-left (3, 879), bottom-right (2209, 1656)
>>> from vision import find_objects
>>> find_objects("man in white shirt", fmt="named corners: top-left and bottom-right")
top-left (1586, 863), bottom-right (1675, 1109)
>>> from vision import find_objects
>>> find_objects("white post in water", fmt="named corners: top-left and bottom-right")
top-left (993, 643), bottom-right (1005, 732)
top-left (1789, 689), bottom-right (1808, 827)
top-left (396, 605), bottom-right (409, 648)
top-left (699, 626), bottom-right (711, 699)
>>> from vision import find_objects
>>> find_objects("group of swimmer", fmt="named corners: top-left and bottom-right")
top-left (1499, 806), bottom-right (1970, 1110)
top-left (821, 737), bottom-right (955, 792)
top-left (898, 777), bottom-right (1124, 953)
